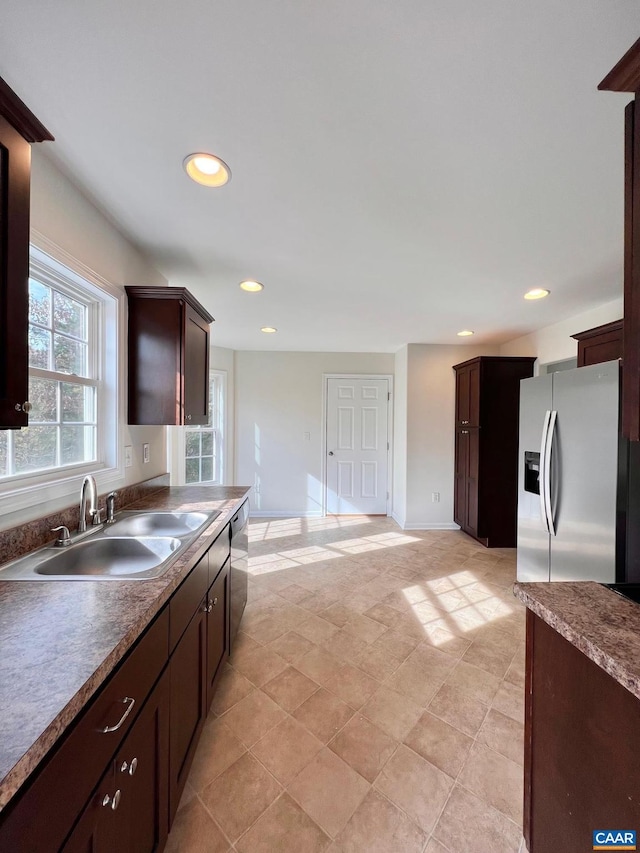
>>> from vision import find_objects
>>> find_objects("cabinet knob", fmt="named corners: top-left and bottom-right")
top-left (186, 414), bottom-right (192, 421)
top-left (15, 402), bottom-right (31, 412)
top-left (213, 597), bottom-right (218, 606)
top-left (129, 757), bottom-right (138, 776)
top-left (102, 789), bottom-right (121, 811)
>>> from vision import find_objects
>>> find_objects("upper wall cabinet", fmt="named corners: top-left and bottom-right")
top-left (599, 39), bottom-right (640, 440)
top-left (125, 286), bottom-right (214, 425)
top-left (0, 78), bottom-right (53, 429)
top-left (571, 319), bottom-right (623, 367)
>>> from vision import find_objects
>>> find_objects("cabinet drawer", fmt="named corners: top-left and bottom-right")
top-left (208, 524), bottom-right (230, 586)
top-left (0, 607), bottom-right (169, 853)
top-left (169, 550), bottom-right (209, 652)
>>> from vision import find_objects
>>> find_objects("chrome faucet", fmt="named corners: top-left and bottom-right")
top-left (79, 475), bottom-right (98, 533)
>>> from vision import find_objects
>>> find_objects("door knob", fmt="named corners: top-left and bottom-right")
top-left (328, 451), bottom-right (334, 456)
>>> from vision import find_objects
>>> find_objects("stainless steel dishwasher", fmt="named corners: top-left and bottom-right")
top-left (230, 499), bottom-right (249, 645)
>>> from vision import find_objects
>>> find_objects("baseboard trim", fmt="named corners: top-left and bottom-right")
top-left (249, 510), bottom-right (324, 518)
top-left (391, 510), bottom-right (406, 529)
top-left (401, 521), bottom-right (462, 531)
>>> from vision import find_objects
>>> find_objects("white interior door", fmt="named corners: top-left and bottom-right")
top-left (325, 377), bottom-right (389, 514)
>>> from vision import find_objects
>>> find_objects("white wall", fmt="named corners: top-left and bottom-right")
top-left (235, 351), bottom-right (394, 515)
top-left (210, 345), bottom-right (235, 484)
top-left (399, 344), bottom-right (498, 529)
top-left (499, 297), bottom-right (623, 366)
top-left (1, 150), bottom-right (168, 528)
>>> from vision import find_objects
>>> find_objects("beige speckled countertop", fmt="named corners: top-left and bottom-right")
top-left (0, 485), bottom-right (250, 812)
top-left (514, 581), bottom-right (640, 700)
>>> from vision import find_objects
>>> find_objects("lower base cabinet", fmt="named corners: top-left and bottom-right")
top-left (524, 611), bottom-right (640, 852)
top-left (0, 520), bottom-right (241, 853)
top-left (63, 670), bottom-right (170, 853)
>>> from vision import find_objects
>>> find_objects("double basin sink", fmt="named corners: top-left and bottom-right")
top-left (0, 510), bottom-right (221, 581)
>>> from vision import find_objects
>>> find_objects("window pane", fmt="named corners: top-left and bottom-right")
top-left (61, 425), bottom-right (95, 465)
top-left (185, 432), bottom-right (200, 458)
top-left (201, 457), bottom-right (214, 482)
top-left (29, 280), bottom-right (51, 326)
top-left (29, 326), bottom-right (51, 369)
top-left (54, 292), bottom-right (86, 340)
top-left (54, 335), bottom-right (87, 376)
top-left (62, 383), bottom-right (95, 423)
top-left (0, 431), bottom-right (7, 477)
top-left (185, 458), bottom-right (200, 483)
top-left (201, 431), bottom-right (214, 456)
top-left (13, 426), bottom-right (57, 473)
top-left (29, 378), bottom-right (57, 422)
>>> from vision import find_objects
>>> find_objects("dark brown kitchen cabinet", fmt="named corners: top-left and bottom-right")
top-left (453, 356), bottom-right (535, 547)
top-left (168, 535), bottom-right (231, 820)
top-left (600, 40), bottom-right (640, 439)
top-left (63, 669), bottom-right (170, 853)
top-left (524, 610), bottom-right (640, 852)
top-left (125, 286), bottom-right (214, 425)
top-left (571, 319), bottom-right (623, 367)
top-left (169, 597), bottom-right (208, 821)
top-left (0, 78), bottom-right (53, 429)
top-left (206, 557), bottom-right (230, 708)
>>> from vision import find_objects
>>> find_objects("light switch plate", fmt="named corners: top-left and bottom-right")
top-left (124, 445), bottom-right (133, 468)
top-left (143, 443), bottom-right (150, 464)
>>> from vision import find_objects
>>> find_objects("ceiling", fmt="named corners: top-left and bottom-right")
top-left (1, 1), bottom-right (638, 352)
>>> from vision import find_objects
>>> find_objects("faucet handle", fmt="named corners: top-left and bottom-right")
top-left (106, 491), bottom-right (118, 524)
top-left (51, 526), bottom-right (71, 547)
top-left (91, 508), bottom-right (103, 526)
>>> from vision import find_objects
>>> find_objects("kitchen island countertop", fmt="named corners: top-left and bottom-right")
top-left (0, 485), bottom-right (250, 811)
top-left (514, 580), bottom-right (640, 700)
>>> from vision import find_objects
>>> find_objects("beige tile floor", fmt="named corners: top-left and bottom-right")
top-left (167, 516), bottom-right (527, 853)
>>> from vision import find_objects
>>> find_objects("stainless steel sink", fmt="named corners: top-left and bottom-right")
top-left (104, 511), bottom-right (216, 539)
top-left (35, 537), bottom-right (182, 579)
top-left (0, 508), bottom-right (221, 581)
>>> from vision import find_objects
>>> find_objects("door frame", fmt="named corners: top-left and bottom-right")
top-left (322, 374), bottom-right (394, 517)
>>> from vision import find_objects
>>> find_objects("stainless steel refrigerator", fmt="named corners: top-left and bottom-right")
top-left (516, 360), bottom-right (622, 583)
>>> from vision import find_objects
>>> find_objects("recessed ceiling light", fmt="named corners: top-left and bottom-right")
top-left (524, 288), bottom-right (550, 300)
top-left (261, 326), bottom-right (277, 334)
top-left (457, 330), bottom-right (474, 337)
top-left (239, 280), bottom-right (264, 292)
top-left (183, 153), bottom-right (231, 187)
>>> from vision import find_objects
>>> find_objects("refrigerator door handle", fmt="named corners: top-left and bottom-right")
top-left (539, 410), bottom-right (551, 534)
top-left (543, 410), bottom-right (557, 536)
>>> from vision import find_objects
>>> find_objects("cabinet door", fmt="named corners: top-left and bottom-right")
top-left (0, 115), bottom-right (31, 428)
top-left (183, 304), bottom-right (210, 425)
top-left (169, 601), bottom-right (207, 822)
top-left (465, 428), bottom-right (480, 536)
top-left (468, 362), bottom-right (481, 426)
top-left (454, 429), bottom-right (468, 529)
top-left (455, 367), bottom-right (470, 426)
top-left (206, 558), bottom-right (230, 709)
top-left (62, 764), bottom-right (125, 853)
top-left (115, 670), bottom-right (169, 853)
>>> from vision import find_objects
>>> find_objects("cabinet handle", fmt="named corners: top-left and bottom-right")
top-left (213, 597), bottom-right (218, 606)
top-left (186, 414), bottom-right (192, 421)
top-left (461, 429), bottom-right (469, 435)
top-left (102, 697), bottom-right (135, 733)
top-left (102, 789), bottom-right (121, 811)
top-left (14, 402), bottom-right (32, 413)
top-left (120, 757), bottom-right (138, 776)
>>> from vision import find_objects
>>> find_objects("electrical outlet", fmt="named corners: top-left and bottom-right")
top-left (432, 492), bottom-right (440, 503)
top-left (124, 445), bottom-right (133, 468)
top-left (143, 443), bottom-right (150, 464)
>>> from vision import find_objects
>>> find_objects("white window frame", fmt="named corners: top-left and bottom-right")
top-left (0, 235), bottom-right (124, 515)
top-left (168, 370), bottom-right (226, 486)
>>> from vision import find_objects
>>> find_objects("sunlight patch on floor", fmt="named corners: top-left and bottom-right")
top-left (249, 516), bottom-right (374, 543)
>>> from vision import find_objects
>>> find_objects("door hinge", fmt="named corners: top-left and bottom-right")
top-left (387, 491), bottom-right (389, 500)
top-left (387, 442), bottom-right (389, 450)
top-left (387, 392), bottom-right (390, 401)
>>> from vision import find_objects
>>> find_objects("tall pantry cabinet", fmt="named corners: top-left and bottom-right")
top-left (453, 356), bottom-right (535, 547)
